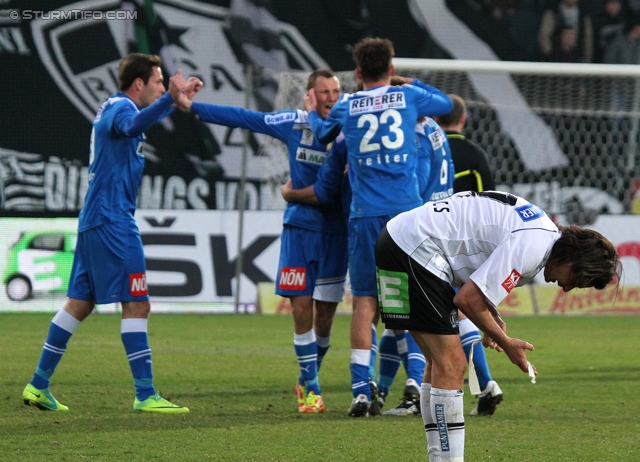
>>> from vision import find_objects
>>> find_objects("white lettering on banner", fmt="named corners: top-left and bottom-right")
top-left (349, 92), bottom-right (406, 115)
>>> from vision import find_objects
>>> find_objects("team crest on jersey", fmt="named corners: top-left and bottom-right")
top-left (300, 129), bottom-right (314, 146)
top-left (516, 204), bottom-right (545, 221)
top-left (450, 309), bottom-right (459, 329)
top-left (501, 269), bottom-right (522, 293)
top-left (296, 147), bottom-right (325, 165)
top-left (279, 267), bottom-right (306, 290)
top-left (130, 272), bottom-right (148, 296)
top-left (429, 128), bottom-right (445, 150)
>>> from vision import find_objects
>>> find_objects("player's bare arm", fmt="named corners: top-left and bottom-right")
top-left (454, 279), bottom-right (534, 373)
top-left (280, 179), bottom-right (320, 205)
top-left (168, 69), bottom-right (186, 101)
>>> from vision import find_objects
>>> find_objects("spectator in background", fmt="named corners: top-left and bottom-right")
top-left (487, 0), bottom-right (545, 61)
top-left (626, 0), bottom-right (640, 15)
top-left (593, 0), bottom-right (626, 63)
top-left (604, 17), bottom-right (640, 64)
top-left (538, 0), bottom-right (594, 63)
top-left (548, 26), bottom-right (583, 62)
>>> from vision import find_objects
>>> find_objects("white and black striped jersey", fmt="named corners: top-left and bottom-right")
top-left (386, 191), bottom-right (560, 307)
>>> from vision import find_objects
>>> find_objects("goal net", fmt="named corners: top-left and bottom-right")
top-left (261, 60), bottom-right (640, 224)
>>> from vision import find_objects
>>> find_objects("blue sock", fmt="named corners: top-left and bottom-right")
top-left (404, 332), bottom-right (426, 384)
top-left (30, 310), bottom-right (80, 390)
top-left (121, 318), bottom-right (156, 401)
top-left (377, 329), bottom-right (401, 396)
top-left (316, 334), bottom-right (330, 372)
top-left (294, 330), bottom-right (320, 395)
top-left (459, 318), bottom-right (492, 391)
top-left (369, 324), bottom-right (378, 380)
top-left (351, 349), bottom-right (371, 399)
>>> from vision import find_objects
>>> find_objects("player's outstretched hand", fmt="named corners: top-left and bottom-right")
top-left (183, 76), bottom-right (204, 99)
top-left (303, 89), bottom-right (317, 113)
top-left (501, 337), bottom-right (535, 373)
top-left (169, 69), bottom-right (186, 101)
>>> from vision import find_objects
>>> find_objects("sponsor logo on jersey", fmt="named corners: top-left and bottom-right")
top-left (265, 112), bottom-right (296, 125)
top-left (429, 128), bottom-right (445, 150)
top-left (357, 152), bottom-right (410, 167)
top-left (300, 129), bottom-right (314, 146)
top-left (349, 92), bottom-right (406, 115)
top-left (515, 204), bottom-right (545, 221)
top-left (279, 267), bottom-right (306, 291)
top-left (296, 147), bottom-right (326, 165)
top-left (130, 272), bottom-right (148, 296)
top-left (501, 269), bottom-right (522, 293)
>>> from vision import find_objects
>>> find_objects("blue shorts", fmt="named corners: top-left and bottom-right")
top-left (349, 215), bottom-right (394, 296)
top-left (67, 220), bottom-right (149, 304)
top-left (276, 225), bottom-right (348, 302)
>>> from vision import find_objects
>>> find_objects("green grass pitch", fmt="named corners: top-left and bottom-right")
top-left (1, 313), bottom-right (639, 461)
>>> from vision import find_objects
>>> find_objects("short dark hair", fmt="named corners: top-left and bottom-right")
top-left (551, 225), bottom-right (621, 290)
top-left (118, 53), bottom-right (162, 92)
top-left (307, 69), bottom-right (336, 91)
top-left (352, 37), bottom-right (395, 83)
top-left (436, 94), bottom-right (465, 128)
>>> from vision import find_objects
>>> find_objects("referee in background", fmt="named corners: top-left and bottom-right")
top-left (434, 94), bottom-right (495, 193)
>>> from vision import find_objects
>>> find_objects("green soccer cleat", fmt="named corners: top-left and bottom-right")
top-left (300, 391), bottom-right (325, 414)
top-left (22, 384), bottom-right (69, 411)
top-left (133, 394), bottom-right (189, 413)
top-left (295, 382), bottom-right (306, 411)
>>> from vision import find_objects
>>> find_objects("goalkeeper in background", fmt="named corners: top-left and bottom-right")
top-left (174, 70), bottom-right (349, 415)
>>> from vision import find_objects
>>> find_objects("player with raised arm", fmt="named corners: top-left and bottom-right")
top-left (174, 70), bottom-right (347, 414)
top-left (375, 191), bottom-right (620, 460)
top-left (22, 53), bottom-right (201, 413)
top-left (304, 37), bottom-right (452, 417)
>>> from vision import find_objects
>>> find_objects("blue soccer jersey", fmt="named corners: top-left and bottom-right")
top-left (308, 81), bottom-right (452, 218)
top-left (79, 92), bottom-right (174, 232)
top-left (191, 103), bottom-right (345, 234)
top-left (417, 118), bottom-right (455, 202)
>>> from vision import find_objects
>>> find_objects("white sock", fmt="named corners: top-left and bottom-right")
top-left (421, 383), bottom-right (441, 462)
top-left (431, 387), bottom-right (465, 462)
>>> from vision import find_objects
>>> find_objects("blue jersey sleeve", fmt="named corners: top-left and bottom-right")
top-left (309, 104), bottom-right (345, 144)
top-left (314, 136), bottom-right (348, 204)
top-left (191, 102), bottom-right (292, 141)
top-left (113, 92), bottom-right (175, 137)
top-left (410, 79), bottom-right (453, 118)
